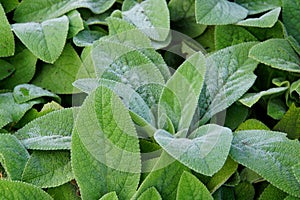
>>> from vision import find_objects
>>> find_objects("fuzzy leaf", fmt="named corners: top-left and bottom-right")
top-left (22, 151), bottom-right (73, 188)
top-left (282, 0), bottom-right (300, 44)
top-left (215, 25), bottom-right (258, 50)
top-left (195, 0), bottom-right (248, 25)
top-left (100, 192), bottom-right (119, 200)
top-left (249, 38), bottom-right (300, 73)
top-left (13, 84), bottom-right (60, 104)
top-left (235, 0), bottom-right (281, 15)
top-left (273, 104), bottom-right (300, 139)
top-left (0, 134), bottom-right (29, 180)
top-left (158, 52), bottom-right (206, 132)
top-left (14, 0), bottom-right (116, 22)
top-left (0, 180), bottom-right (53, 199)
top-left (155, 124), bottom-right (233, 176)
top-left (47, 183), bottom-right (80, 200)
top-left (12, 16), bottom-right (69, 63)
top-left (0, 0), bottom-right (19, 13)
top-left (0, 4), bottom-right (14, 57)
top-left (176, 171), bottom-right (213, 200)
top-left (196, 42), bottom-right (258, 125)
top-left (230, 130), bottom-right (300, 197)
top-left (236, 7), bottom-right (281, 28)
top-left (122, 0), bottom-right (170, 41)
top-left (31, 44), bottom-right (82, 94)
top-left (239, 86), bottom-right (288, 107)
top-left (138, 187), bottom-right (162, 200)
top-left (15, 108), bottom-right (77, 150)
top-left (0, 49), bottom-right (37, 89)
top-left (66, 10), bottom-right (84, 39)
top-left (259, 184), bottom-right (288, 200)
top-left (0, 60), bottom-right (15, 81)
top-left (71, 86), bottom-right (140, 200)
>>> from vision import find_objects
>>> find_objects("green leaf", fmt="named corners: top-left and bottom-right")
top-left (282, 0), bottom-right (300, 43)
top-left (290, 79), bottom-right (300, 102)
top-left (168, 0), bottom-right (207, 38)
top-left (234, 182), bottom-right (255, 200)
top-left (15, 108), bottom-right (77, 150)
top-left (239, 86), bottom-right (288, 107)
top-left (122, 0), bottom-right (170, 41)
top-left (0, 49), bottom-right (37, 89)
top-left (0, 59), bottom-right (15, 81)
top-left (195, 0), bottom-right (248, 25)
top-left (259, 184), bottom-right (287, 200)
top-left (196, 42), bottom-right (258, 125)
top-left (213, 186), bottom-right (235, 200)
top-left (12, 16), bottom-right (69, 63)
top-left (14, 0), bottom-right (116, 22)
top-left (100, 192), bottom-right (119, 200)
top-left (66, 10), bottom-right (84, 39)
top-left (215, 25), bottom-right (258, 50)
top-left (245, 21), bottom-right (285, 41)
top-left (71, 86), bottom-right (140, 200)
top-left (13, 84), bottom-right (60, 104)
top-left (0, 92), bottom-right (41, 129)
top-left (73, 29), bottom-right (106, 47)
top-left (284, 196), bottom-right (300, 200)
top-left (249, 39), bottom-right (300, 73)
top-left (287, 36), bottom-right (300, 56)
top-left (240, 168), bottom-right (263, 183)
top-left (235, 0), bottom-right (281, 15)
top-left (224, 103), bottom-right (249, 130)
top-left (0, 4), bottom-right (14, 57)
top-left (273, 104), bottom-right (300, 139)
top-left (92, 40), bottom-right (165, 89)
top-left (0, 180), bottom-right (53, 199)
top-left (176, 171), bottom-right (213, 200)
top-left (138, 187), bottom-right (162, 200)
top-left (158, 52), bottom-right (206, 132)
top-left (47, 182), bottom-right (80, 200)
top-left (0, 0), bottom-right (19, 13)
top-left (236, 7), bottom-right (281, 28)
top-left (236, 119), bottom-right (270, 131)
top-left (22, 151), bottom-right (73, 188)
top-left (207, 157), bottom-right (238, 193)
top-left (133, 152), bottom-right (188, 200)
top-left (0, 134), bottom-right (29, 180)
top-left (154, 124), bottom-right (233, 176)
top-left (31, 44), bottom-right (82, 94)
top-left (267, 98), bottom-right (287, 120)
top-left (230, 130), bottom-right (300, 197)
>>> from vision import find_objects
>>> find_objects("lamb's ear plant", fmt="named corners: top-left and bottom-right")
top-left (0, 0), bottom-right (300, 199)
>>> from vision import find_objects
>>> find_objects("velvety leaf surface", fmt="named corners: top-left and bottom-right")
top-left (235, 0), bottom-right (281, 15)
top-left (12, 16), bottom-right (69, 63)
top-left (138, 187), bottom-right (162, 200)
top-left (259, 184), bottom-right (288, 200)
top-left (14, 0), bottom-right (116, 22)
top-left (15, 108), bottom-right (77, 150)
top-left (47, 182), bottom-right (80, 200)
top-left (195, 0), bottom-right (248, 25)
top-left (0, 134), bottom-right (29, 180)
top-left (155, 124), bottom-right (233, 176)
top-left (0, 4), bottom-right (14, 57)
top-left (22, 151), bottom-right (73, 188)
top-left (0, 60), bottom-right (15, 81)
top-left (71, 86), bottom-right (140, 200)
top-left (66, 10), bottom-right (84, 39)
top-left (176, 171), bottom-right (213, 200)
top-left (100, 192), bottom-right (119, 200)
top-left (31, 44), bottom-right (82, 94)
top-left (236, 7), bottom-right (281, 28)
top-left (230, 130), bottom-right (300, 197)
top-left (158, 52), bottom-right (206, 132)
top-left (249, 39), bottom-right (300, 73)
top-left (273, 104), bottom-right (300, 139)
top-left (196, 42), bottom-right (258, 125)
top-left (282, 0), bottom-right (300, 43)
top-left (122, 0), bottom-right (170, 41)
top-left (0, 49), bottom-right (37, 89)
top-left (0, 180), bottom-right (53, 199)
top-left (13, 84), bottom-right (60, 104)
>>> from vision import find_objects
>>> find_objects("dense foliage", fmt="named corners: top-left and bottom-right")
top-left (0, 0), bottom-right (300, 199)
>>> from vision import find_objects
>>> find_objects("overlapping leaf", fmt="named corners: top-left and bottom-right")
top-left (14, 0), bottom-right (116, 22)
top-left (15, 108), bottom-right (77, 150)
top-left (0, 4), bottom-right (14, 57)
top-left (155, 124), bottom-right (233, 176)
top-left (230, 130), bottom-right (300, 197)
top-left (71, 86), bottom-right (140, 200)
